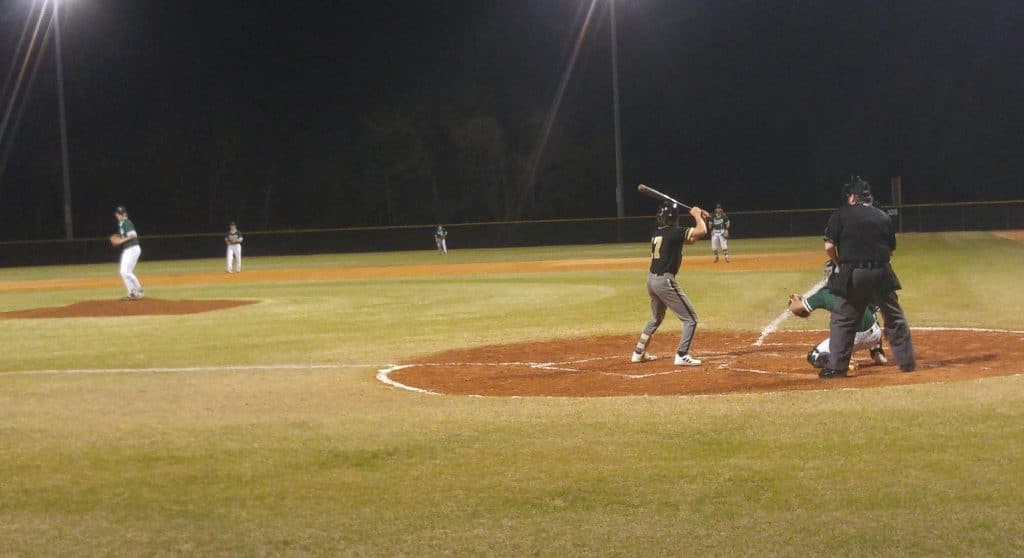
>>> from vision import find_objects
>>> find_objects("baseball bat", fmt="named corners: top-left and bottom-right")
top-left (636, 183), bottom-right (692, 209)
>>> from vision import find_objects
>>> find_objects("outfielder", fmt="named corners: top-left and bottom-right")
top-left (110, 206), bottom-right (143, 300)
top-left (710, 203), bottom-right (730, 262)
top-left (225, 221), bottom-right (244, 273)
top-left (631, 202), bottom-right (709, 366)
top-left (434, 225), bottom-right (448, 255)
top-left (788, 261), bottom-right (887, 368)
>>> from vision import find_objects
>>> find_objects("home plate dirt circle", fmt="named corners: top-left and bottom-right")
top-left (383, 329), bottom-right (1024, 397)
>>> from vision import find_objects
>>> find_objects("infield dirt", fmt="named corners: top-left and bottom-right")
top-left (387, 329), bottom-right (1024, 397)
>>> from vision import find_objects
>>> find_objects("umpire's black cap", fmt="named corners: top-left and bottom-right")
top-left (842, 176), bottom-right (871, 197)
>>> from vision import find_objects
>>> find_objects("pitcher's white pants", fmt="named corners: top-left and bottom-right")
top-left (711, 232), bottom-right (728, 252)
top-left (120, 245), bottom-right (142, 294)
top-left (226, 244), bottom-right (242, 272)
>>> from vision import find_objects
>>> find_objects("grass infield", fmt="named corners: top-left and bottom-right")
top-left (1, 231), bottom-right (1023, 555)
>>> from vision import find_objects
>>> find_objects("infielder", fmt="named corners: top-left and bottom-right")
top-left (788, 261), bottom-right (887, 368)
top-left (434, 225), bottom-right (448, 255)
top-left (225, 221), bottom-right (244, 273)
top-left (111, 206), bottom-right (143, 300)
top-left (631, 202), bottom-right (709, 366)
top-left (710, 203), bottom-right (730, 262)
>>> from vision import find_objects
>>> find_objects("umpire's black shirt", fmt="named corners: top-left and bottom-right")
top-left (824, 202), bottom-right (895, 263)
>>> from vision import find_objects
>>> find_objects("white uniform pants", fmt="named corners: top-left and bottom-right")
top-left (815, 322), bottom-right (882, 355)
top-left (119, 245), bottom-right (142, 294)
top-left (226, 244), bottom-right (242, 271)
top-left (436, 238), bottom-right (447, 254)
top-left (711, 231), bottom-right (728, 252)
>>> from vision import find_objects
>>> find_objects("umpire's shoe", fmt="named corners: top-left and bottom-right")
top-left (819, 368), bottom-right (847, 379)
top-left (900, 362), bottom-right (916, 372)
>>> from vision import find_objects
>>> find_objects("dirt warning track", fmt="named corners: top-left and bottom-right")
top-left (382, 329), bottom-right (1024, 397)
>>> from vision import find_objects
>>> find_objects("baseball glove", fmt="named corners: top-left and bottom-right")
top-left (788, 293), bottom-right (810, 317)
top-left (723, 230), bottom-right (730, 239)
top-left (109, 234), bottom-right (121, 247)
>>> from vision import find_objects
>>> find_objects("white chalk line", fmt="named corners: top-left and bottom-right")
top-left (0, 363), bottom-right (390, 378)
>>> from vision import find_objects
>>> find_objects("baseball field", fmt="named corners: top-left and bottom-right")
top-left (2, 231), bottom-right (1023, 555)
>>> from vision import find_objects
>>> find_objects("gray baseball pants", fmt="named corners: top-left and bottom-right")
top-left (634, 272), bottom-right (698, 357)
top-left (828, 267), bottom-right (915, 371)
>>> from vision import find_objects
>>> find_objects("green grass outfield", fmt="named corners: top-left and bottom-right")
top-left (1, 232), bottom-right (1023, 555)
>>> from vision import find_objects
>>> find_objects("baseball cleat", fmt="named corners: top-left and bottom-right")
top-left (900, 362), bottom-right (916, 372)
top-left (120, 295), bottom-right (134, 301)
top-left (673, 354), bottom-right (701, 366)
top-left (870, 347), bottom-right (888, 365)
top-left (630, 351), bottom-right (657, 363)
top-left (818, 368), bottom-right (847, 379)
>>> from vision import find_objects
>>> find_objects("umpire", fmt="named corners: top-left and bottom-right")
top-left (819, 176), bottom-right (916, 378)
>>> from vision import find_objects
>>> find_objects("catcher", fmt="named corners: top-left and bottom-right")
top-left (788, 261), bottom-right (887, 368)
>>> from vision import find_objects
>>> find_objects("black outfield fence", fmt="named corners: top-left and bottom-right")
top-left (2, 200), bottom-right (1022, 268)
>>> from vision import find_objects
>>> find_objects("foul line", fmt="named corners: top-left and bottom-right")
top-left (0, 363), bottom-right (390, 378)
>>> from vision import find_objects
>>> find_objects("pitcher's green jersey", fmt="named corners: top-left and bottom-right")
top-left (119, 219), bottom-right (140, 249)
top-left (711, 213), bottom-right (729, 232)
top-left (226, 230), bottom-right (243, 243)
top-left (803, 286), bottom-right (875, 332)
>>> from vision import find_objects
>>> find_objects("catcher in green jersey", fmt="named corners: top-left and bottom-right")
top-left (788, 261), bottom-right (887, 368)
top-left (710, 203), bottom-right (730, 263)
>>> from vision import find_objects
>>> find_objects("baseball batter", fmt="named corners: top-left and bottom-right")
top-left (225, 221), bottom-right (244, 273)
top-left (788, 262), bottom-right (887, 368)
top-left (434, 225), bottom-right (448, 255)
top-left (710, 203), bottom-right (730, 262)
top-left (631, 202), bottom-right (709, 366)
top-left (111, 206), bottom-right (143, 300)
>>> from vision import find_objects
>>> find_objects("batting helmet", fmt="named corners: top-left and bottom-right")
top-left (656, 202), bottom-right (680, 226)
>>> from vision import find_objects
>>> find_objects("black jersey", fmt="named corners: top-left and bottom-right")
top-left (649, 226), bottom-right (692, 275)
top-left (824, 202), bottom-right (895, 263)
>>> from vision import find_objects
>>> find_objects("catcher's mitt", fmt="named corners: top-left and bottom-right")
top-left (109, 234), bottom-right (121, 247)
top-left (788, 293), bottom-right (810, 317)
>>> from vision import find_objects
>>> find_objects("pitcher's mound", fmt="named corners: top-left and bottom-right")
top-left (2, 298), bottom-right (257, 319)
top-left (383, 329), bottom-right (1024, 397)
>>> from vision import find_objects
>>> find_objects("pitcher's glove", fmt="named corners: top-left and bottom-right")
top-left (788, 293), bottom-right (810, 317)
top-left (723, 230), bottom-right (729, 239)
top-left (109, 234), bottom-right (122, 247)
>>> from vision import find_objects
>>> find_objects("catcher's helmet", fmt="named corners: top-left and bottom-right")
top-left (656, 202), bottom-right (680, 226)
top-left (842, 176), bottom-right (871, 197)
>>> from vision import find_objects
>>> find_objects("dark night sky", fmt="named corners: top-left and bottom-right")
top-left (0, 1), bottom-right (1022, 240)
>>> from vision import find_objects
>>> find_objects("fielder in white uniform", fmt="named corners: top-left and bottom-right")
top-left (225, 221), bottom-right (244, 273)
top-left (434, 225), bottom-right (448, 255)
top-left (710, 203), bottom-right (730, 263)
top-left (112, 206), bottom-right (144, 300)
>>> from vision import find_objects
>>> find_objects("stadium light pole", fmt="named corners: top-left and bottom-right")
top-left (610, 0), bottom-right (624, 219)
top-left (53, 0), bottom-right (73, 239)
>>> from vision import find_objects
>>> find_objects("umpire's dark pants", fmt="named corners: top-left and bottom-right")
top-left (828, 268), bottom-right (915, 371)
